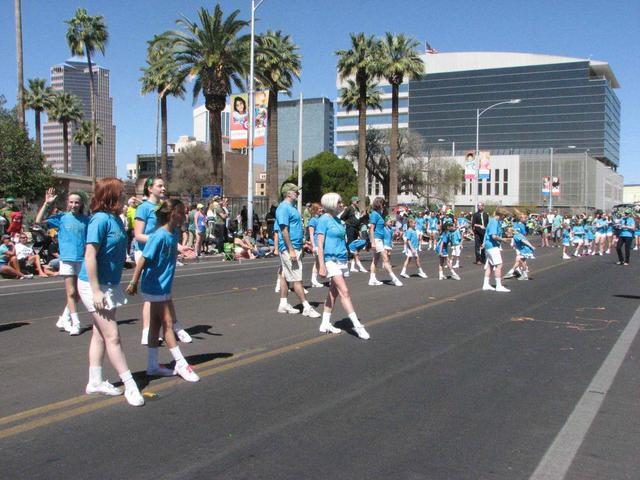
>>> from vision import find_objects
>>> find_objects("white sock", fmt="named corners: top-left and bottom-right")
top-left (400, 269), bottom-right (406, 275)
top-left (119, 370), bottom-right (138, 392)
top-left (418, 268), bottom-right (424, 274)
top-left (142, 327), bottom-right (149, 341)
top-left (370, 273), bottom-right (376, 281)
top-left (89, 366), bottom-right (103, 385)
top-left (279, 298), bottom-right (288, 307)
top-left (348, 311), bottom-right (362, 328)
top-left (391, 273), bottom-right (399, 282)
top-left (496, 278), bottom-right (503, 288)
top-left (61, 306), bottom-right (70, 320)
top-left (70, 312), bottom-right (80, 326)
top-left (170, 346), bottom-right (188, 369)
top-left (147, 347), bottom-right (159, 370)
top-left (311, 272), bottom-right (317, 283)
top-left (321, 311), bottom-right (332, 325)
top-left (302, 300), bottom-right (311, 310)
top-left (507, 268), bottom-right (514, 275)
top-left (483, 276), bottom-right (491, 287)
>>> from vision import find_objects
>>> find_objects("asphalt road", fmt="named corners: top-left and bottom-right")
top-left (0, 244), bottom-right (639, 479)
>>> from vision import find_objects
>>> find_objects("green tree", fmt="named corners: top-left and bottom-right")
top-left (339, 77), bottom-right (382, 113)
top-left (47, 92), bottom-right (83, 173)
top-left (73, 119), bottom-right (102, 176)
top-left (168, 144), bottom-right (213, 197)
top-left (336, 33), bottom-right (381, 211)
top-left (0, 96), bottom-right (53, 200)
top-left (379, 33), bottom-right (424, 208)
top-left (24, 78), bottom-right (54, 152)
top-left (283, 151), bottom-right (357, 203)
top-left (255, 30), bottom-right (302, 207)
top-left (140, 34), bottom-right (186, 179)
top-left (167, 4), bottom-right (250, 186)
top-left (65, 8), bottom-right (108, 185)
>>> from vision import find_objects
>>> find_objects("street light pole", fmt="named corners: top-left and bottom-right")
top-left (247, 0), bottom-right (265, 231)
top-left (548, 147), bottom-right (553, 213)
top-left (474, 99), bottom-right (521, 208)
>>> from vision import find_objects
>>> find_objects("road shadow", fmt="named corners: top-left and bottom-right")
top-left (613, 294), bottom-right (640, 300)
top-left (186, 324), bottom-right (222, 338)
top-left (185, 352), bottom-right (233, 365)
top-left (0, 321), bottom-right (30, 333)
top-left (117, 318), bottom-right (139, 326)
top-left (334, 318), bottom-right (360, 339)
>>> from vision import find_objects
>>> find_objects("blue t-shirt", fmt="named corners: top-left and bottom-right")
top-left (134, 200), bottom-right (159, 251)
top-left (369, 210), bottom-right (385, 239)
top-left (308, 215), bottom-right (319, 244)
top-left (315, 213), bottom-right (347, 262)
top-left (0, 244), bottom-right (9, 265)
top-left (404, 228), bottom-right (419, 250)
top-left (618, 217), bottom-right (635, 238)
top-left (276, 200), bottom-right (303, 252)
top-left (46, 212), bottom-right (89, 262)
top-left (457, 217), bottom-right (468, 228)
top-left (513, 221), bottom-right (527, 236)
top-left (427, 217), bottom-right (438, 231)
top-left (585, 225), bottom-right (595, 241)
top-left (572, 225), bottom-right (585, 237)
top-left (562, 228), bottom-right (571, 244)
top-left (415, 217), bottom-right (425, 232)
top-left (435, 231), bottom-right (449, 256)
top-left (595, 218), bottom-right (607, 234)
top-left (484, 218), bottom-right (503, 249)
top-left (450, 229), bottom-right (462, 246)
top-left (513, 233), bottom-right (533, 255)
top-left (79, 212), bottom-right (127, 286)
top-left (141, 228), bottom-right (179, 296)
top-left (383, 226), bottom-right (393, 247)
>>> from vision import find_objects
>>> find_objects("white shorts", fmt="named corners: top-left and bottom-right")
top-left (142, 292), bottom-right (171, 302)
top-left (325, 260), bottom-right (349, 279)
top-left (606, 232), bottom-right (613, 237)
top-left (134, 250), bottom-right (143, 262)
top-left (59, 260), bottom-right (82, 276)
top-left (78, 280), bottom-right (127, 313)
top-left (595, 232), bottom-right (605, 241)
top-left (484, 247), bottom-right (503, 267)
top-left (451, 245), bottom-right (462, 257)
top-left (572, 238), bottom-right (583, 245)
top-left (280, 249), bottom-right (303, 282)
top-left (403, 249), bottom-right (417, 258)
top-left (374, 239), bottom-right (385, 253)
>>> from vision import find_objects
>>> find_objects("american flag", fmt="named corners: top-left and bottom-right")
top-left (425, 41), bottom-right (438, 54)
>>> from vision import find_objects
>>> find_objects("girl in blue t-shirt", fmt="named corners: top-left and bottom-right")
top-left (316, 193), bottom-right (369, 339)
top-left (506, 226), bottom-right (536, 280)
top-left (127, 199), bottom-right (199, 382)
top-left (36, 187), bottom-right (89, 335)
top-left (435, 219), bottom-right (459, 280)
top-left (561, 220), bottom-right (572, 260)
top-left (368, 197), bottom-right (402, 287)
top-left (400, 219), bottom-right (428, 279)
top-left (572, 220), bottom-right (586, 257)
top-left (78, 178), bottom-right (144, 407)
top-left (307, 203), bottom-right (324, 288)
top-left (426, 212), bottom-right (439, 250)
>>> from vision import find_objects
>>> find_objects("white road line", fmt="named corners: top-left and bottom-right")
top-left (529, 303), bottom-right (640, 480)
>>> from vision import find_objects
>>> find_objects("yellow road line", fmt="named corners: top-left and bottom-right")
top-left (0, 256), bottom-right (574, 440)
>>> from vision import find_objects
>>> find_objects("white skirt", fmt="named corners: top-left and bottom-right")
top-left (78, 279), bottom-right (128, 313)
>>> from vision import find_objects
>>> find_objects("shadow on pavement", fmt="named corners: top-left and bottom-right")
top-left (186, 324), bottom-right (222, 338)
top-left (613, 294), bottom-right (640, 300)
top-left (0, 321), bottom-right (30, 332)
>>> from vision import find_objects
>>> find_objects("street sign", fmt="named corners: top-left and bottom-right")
top-left (201, 184), bottom-right (222, 199)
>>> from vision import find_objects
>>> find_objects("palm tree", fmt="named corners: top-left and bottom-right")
top-left (167, 4), bottom-right (250, 186)
top-left (65, 8), bottom-right (108, 185)
top-left (379, 33), bottom-right (424, 208)
top-left (14, 0), bottom-right (25, 129)
top-left (336, 34), bottom-right (381, 211)
top-left (140, 34), bottom-right (186, 179)
top-left (73, 119), bottom-right (102, 175)
top-left (47, 92), bottom-right (83, 173)
top-left (255, 30), bottom-right (302, 206)
top-left (24, 78), bottom-right (54, 152)
top-left (339, 78), bottom-right (382, 113)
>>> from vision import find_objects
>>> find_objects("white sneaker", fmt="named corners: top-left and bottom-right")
top-left (278, 304), bottom-right (300, 314)
top-left (274, 284), bottom-right (280, 293)
top-left (482, 284), bottom-right (495, 291)
top-left (124, 388), bottom-right (145, 406)
top-left (451, 272), bottom-right (461, 281)
top-left (176, 329), bottom-right (192, 343)
top-left (63, 317), bottom-right (73, 333)
top-left (175, 363), bottom-right (200, 382)
top-left (176, 260), bottom-right (185, 267)
top-left (304, 288), bottom-right (309, 294)
top-left (368, 279), bottom-right (383, 286)
top-left (392, 279), bottom-right (404, 287)
top-left (353, 326), bottom-right (370, 340)
top-left (358, 266), bottom-right (368, 273)
top-left (302, 306), bottom-right (321, 318)
top-left (495, 286), bottom-right (511, 292)
top-left (68, 323), bottom-right (81, 336)
top-left (418, 271), bottom-right (428, 278)
top-left (86, 381), bottom-right (122, 396)
top-left (400, 272), bottom-right (410, 278)
top-left (453, 262), bottom-right (460, 269)
top-left (55, 316), bottom-right (68, 330)
top-left (562, 254), bottom-right (571, 260)
top-left (605, 249), bottom-right (610, 254)
top-left (319, 322), bottom-right (341, 334)
top-left (311, 280), bottom-right (324, 288)
top-left (141, 328), bottom-right (149, 345)
top-left (146, 365), bottom-right (176, 377)
top-left (439, 274), bottom-right (446, 281)
top-left (350, 266), bottom-right (358, 272)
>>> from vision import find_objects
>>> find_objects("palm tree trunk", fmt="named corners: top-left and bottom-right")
top-left (388, 82), bottom-right (399, 208)
top-left (266, 89), bottom-right (279, 206)
top-left (208, 105), bottom-right (224, 187)
top-left (14, 0), bottom-right (25, 130)
top-left (160, 94), bottom-right (168, 179)
top-left (357, 72), bottom-right (367, 212)
top-left (86, 50), bottom-right (97, 187)
top-left (35, 110), bottom-right (42, 152)
top-left (85, 144), bottom-right (90, 175)
top-left (63, 122), bottom-right (69, 173)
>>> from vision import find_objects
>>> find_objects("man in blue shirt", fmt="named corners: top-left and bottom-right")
top-left (482, 207), bottom-right (510, 292)
top-left (275, 183), bottom-right (320, 318)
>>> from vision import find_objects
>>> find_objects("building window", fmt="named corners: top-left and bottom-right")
top-left (485, 179), bottom-right (491, 196)
top-left (461, 173), bottom-right (466, 195)
top-left (494, 169), bottom-right (500, 196)
top-left (503, 169), bottom-right (509, 196)
top-left (478, 180), bottom-right (482, 196)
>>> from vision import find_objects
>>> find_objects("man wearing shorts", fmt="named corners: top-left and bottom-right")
top-left (275, 183), bottom-right (320, 318)
top-left (482, 207), bottom-right (510, 292)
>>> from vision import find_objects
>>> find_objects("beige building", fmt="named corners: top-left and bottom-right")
top-left (623, 185), bottom-right (640, 203)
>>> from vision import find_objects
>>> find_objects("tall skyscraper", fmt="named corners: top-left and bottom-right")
top-left (42, 57), bottom-right (116, 177)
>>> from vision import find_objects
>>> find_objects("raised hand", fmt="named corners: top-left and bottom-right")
top-left (45, 188), bottom-right (57, 205)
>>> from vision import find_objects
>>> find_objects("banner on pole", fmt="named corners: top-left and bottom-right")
top-left (478, 151), bottom-right (491, 180)
top-left (464, 151), bottom-right (476, 180)
top-left (542, 176), bottom-right (551, 196)
top-left (551, 176), bottom-right (560, 196)
top-left (229, 91), bottom-right (269, 149)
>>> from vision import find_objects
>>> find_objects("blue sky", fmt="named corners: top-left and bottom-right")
top-left (1, 0), bottom-right (638, 180)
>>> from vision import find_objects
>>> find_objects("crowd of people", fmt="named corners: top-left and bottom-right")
top-left (1, 180), bottom-right (637, 407)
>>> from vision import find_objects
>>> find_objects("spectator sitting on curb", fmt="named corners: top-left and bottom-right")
top-left (14, 233), bottom-right (56, 277)
top-left (0, 234), bottom-right (32, 279)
